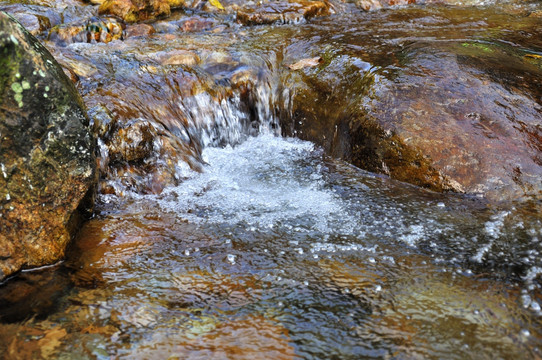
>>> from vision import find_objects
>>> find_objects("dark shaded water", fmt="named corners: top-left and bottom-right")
top-left (1, 1), bottom-right (542, 358)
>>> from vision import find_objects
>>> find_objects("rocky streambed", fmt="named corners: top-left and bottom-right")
top-left (1, 0), bottom-right (542, 358)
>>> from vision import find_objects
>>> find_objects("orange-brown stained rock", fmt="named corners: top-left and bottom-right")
top-left (98, 0), bottom-right (186, 23)
top-left (0, 13), bottom-right (97, 281)
top-left (181, 16), bottom-right (218, 32)
top-left (125, 23), bottom-right (155, 38)
top-left (180, 316), bottom-right (296, 359)
top-left (283, 39), bottom-right (542, 201)
top-left (132, 315), bottom-right (297, 359)
top-left (237, 0), bottom-right (330, 25)
top-left (356, 0), bottom-right (415, 11)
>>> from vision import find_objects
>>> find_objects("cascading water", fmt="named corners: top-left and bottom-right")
top-left (1, 2), bottom-right (542, 358)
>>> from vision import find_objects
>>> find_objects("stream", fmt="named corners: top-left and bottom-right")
top-left (1, 0), bottom-right (542, 358)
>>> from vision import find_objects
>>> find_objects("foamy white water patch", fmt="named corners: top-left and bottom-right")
top-left (157, 134), bottom-right (358, 235)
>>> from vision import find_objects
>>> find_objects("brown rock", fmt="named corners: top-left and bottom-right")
top-left (0, 4), bottom-right (61, 36)
top-left (282, 45), bottom-right (542, 201)
top-left (129, 314), bottom-right (296, 358)
top-left (0, 12), bottom-right (97, 281)
top-left (177, 315), bottom-right (296, 359)
top-left (180, 15), bottom-right (218, 32)
top-left (356, 0), bottom-right (415, 11)
top-left (107, 119), bottom-right (156, 163)
top-left (47, 17), bottom-right (124, 46)
top-left (237, 0), bottom-right (330, 26)
top-left (125, 23), bottom-right (155, 38)
top-left (98, 0), bottom-right (186, 23)
top-left (153, 49), bottom-right (200, 66)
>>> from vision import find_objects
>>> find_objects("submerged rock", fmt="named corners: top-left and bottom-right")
top-left (47, 17), bottom-right (124, 45)
top-left (236, 0), bottom-right (331, 25)
top-left (279, 15), bottom-right (542, 201)
top-left (98, 0), bottom-right (185, 23)
top-left (0, 4), bottom-right (57, 36)
top-left (0, 12), bottom-right (97, 281)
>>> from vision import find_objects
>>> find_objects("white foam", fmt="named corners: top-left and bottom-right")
top-left (157, 134), bottom-right (357, 236)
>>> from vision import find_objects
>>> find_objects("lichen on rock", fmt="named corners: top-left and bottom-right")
top-left (0, 11), bottom-right (97, 281)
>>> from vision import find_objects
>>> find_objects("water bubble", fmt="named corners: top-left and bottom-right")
top-left (368, 257), bottom-right (376, 263)
top-left (521, 329), bottom-right (531, 337)
top-left (531, 301), bottom-right (541, 312)
top-left (437, 202), bottom-right (445, 207)
top-left (375, 285), bottom-right (382, 292)
top-left (522, 294), bottom-right (532, 309)
top-left (227, 254), bottom-right (236, 264)
top-left (303, 281), bottom-right (309, 286)
top-left (184, 249), bottom-right (190, 256)
top-left (313, 254), bottom-right (319, 259)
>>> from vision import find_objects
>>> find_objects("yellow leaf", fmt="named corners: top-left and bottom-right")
top-left (525, 54), bottom-right (542, 59)
top-left (209, 0), bottom-right (224, 10)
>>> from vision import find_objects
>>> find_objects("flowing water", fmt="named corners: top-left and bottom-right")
top-left (1, 1), bottom-right (542, 358)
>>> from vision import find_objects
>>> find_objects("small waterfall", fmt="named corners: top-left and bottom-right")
top-left (94, 64), bottom-right (287, 195)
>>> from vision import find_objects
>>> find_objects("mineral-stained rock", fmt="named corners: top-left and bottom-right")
top-left (281, 42), bottom-right (542, 201)
top-left (0, 12), bottom-right (97, 281)
top-left (124, 22), bottom-right (155, 38)
top-left (356, 0), bottom-right (415, 11)
top-left (236, 0), bottom-right (331, 26)
top-left (0, 5), bottom-right (56, 36)
top-left (47, 17), bottom-right (124, 45)
top-left (98, 0), bottom-right (186, 23)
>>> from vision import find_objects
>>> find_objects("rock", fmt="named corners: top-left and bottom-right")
top-left (356, 0), bottom-right (414, 11)
top-left (98, 0), bottom-right (186, 23)
top-left (180, 15), bottom-right (219, 32)
top-left (47, 17), bottom-right (124, 45)
top-left (152, 49), bottom-right (200, 66)
top-left (0, 0), bottom-right (97, 30)
top-left (176, 315), bottom-right (296, 359)
top-left (47, 18), bottom-right (124, 45)
top-left (318, 255), bottom-right (538, 358)
top-left (283, 62), bottom-right (461, 193)
top-left (128, 314), bottom-right (296, 359)
top-left (0, 12), bottom-right (97, 281)
top-left (107, 118), bottom-right (156, 163)
top-left (124, 23), bottom-right (155, 38)
top-left (236, 0), bottom-right (331, 26)
top-left (281, 43), bottom-right (542, 201)
top-left (359, 47), bottom-right (542, 201)
top-left (0, 5), bottom-right (55, 36)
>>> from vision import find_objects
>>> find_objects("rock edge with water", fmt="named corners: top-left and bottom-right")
top-left (0, 11), bottom-right (97, 282)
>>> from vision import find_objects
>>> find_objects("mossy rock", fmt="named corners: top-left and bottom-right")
top-left (0, 11), bottom-right (97, 281)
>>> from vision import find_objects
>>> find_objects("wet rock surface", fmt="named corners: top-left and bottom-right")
top-left (0, 0), bottom-right (542, 358)
top-left (98, 0), bottom-right (187, 23)
top-left (236, 0), bottom-right (331, 25)
top-left (0, 11), bottom-right (96, 281)
top-left (47, 17), bottom-right (124, 45)
top-left (275, 8), bottom-right (542, 201)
